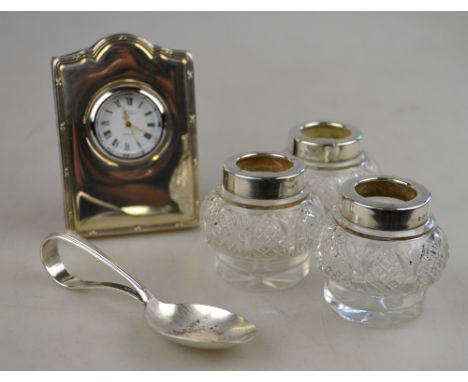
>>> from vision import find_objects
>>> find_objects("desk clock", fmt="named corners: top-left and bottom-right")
top-left (52, 34), bottom-right (199, 237)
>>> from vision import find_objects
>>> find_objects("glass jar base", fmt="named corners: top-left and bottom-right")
top-left (215, 253), bottom-right (310, 291)
top-left (324, 279), bottom-right (425, 326)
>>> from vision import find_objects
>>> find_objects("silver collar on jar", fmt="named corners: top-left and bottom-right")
top-left (334, 175), bottom-right (435, 240)
top-left (289, 121), bottom-right (366, 169)
top-left (219, 152), bottom-right (308, 208)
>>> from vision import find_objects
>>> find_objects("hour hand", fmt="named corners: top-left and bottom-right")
top-left (123, 111), bottom-right (131, 126)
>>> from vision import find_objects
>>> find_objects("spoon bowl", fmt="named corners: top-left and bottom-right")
top-left (40, 232), bottom-right (256, 349)
top-left (145, 299), bottom-right (256, 349)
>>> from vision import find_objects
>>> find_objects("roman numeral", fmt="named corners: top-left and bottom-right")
top-left (143, 132), bottom-right (152, 140)
top-left (137, 101), bottom-right (143, 109)
top-left (105, 109), bottom-right (113, 114)
top-left (126, 97), bottom-right (133, 106)
top-left (145, 111), bottom-right (152, 116)
top-left (103, 130), bottom-right (111, 139)
top-left (112, 138), bottom-right (119, 147)
top-left (101, 120), bottom-right (110, 126)
top-left (124, 142), bottom-right (130, 151)
top-left (114, 99), bottom-right (121, 108)
top-left (147, 122), bottom-right (155, 127)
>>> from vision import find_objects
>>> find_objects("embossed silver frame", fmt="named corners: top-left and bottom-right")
top-left (52, 34), bottom-right (199, 237)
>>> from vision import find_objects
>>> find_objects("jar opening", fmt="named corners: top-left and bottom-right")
top-left (355, 179), bottom-right (417, 202)
top-left (236, 154), bottom-right (294, 173)
top-left (301, 122), bottom-right (352, 140)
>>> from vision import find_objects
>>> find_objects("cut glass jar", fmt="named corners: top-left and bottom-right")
top-left (289, 121), bottom-right (379, 212)
top-left (201, 152), bottom-right (324, 290)
top-left (317, 175), bottom-right (449, 326)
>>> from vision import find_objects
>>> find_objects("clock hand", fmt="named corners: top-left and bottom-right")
top-left (123, 110), bottom-right (132, 128)
top-left (128, 122), bottom-right (143, 148)
top-left (128, 124), bottom-right (150, 134)
top-left (123, 110), bottom-right (150, 134)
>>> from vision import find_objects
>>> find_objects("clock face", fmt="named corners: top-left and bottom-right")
top-left (91, 89), bottom-right (165, 161)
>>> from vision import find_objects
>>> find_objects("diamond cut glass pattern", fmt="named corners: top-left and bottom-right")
top-left (202, 190), bottom-right (322, 261)
top-left (201, 190), bottom-right (323, 290)
top-left (317, 210), bottom-right (449, 326)
top-left (303, 155), bottom-right (379, 212)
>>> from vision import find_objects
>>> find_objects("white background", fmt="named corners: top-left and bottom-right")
top-left (0, 12), bottom-right (467, 370)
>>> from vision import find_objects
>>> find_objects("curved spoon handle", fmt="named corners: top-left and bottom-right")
top-left (40, 232), bottom-right (150, 304)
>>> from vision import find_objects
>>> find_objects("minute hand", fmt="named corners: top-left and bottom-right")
top-left (128, 123), bottom-right (143, 148)
top-left (129, 124), bottom-right (150, 134)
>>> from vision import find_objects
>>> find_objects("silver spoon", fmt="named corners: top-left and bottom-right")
top-left (40, 232), bottom-right (256, 349)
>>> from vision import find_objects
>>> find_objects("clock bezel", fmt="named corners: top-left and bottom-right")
top-left (85, 80), bottom-right (170, 167)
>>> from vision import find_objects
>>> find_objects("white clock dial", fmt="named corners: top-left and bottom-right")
top-left (92, 90), bottom-right (164, 161)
